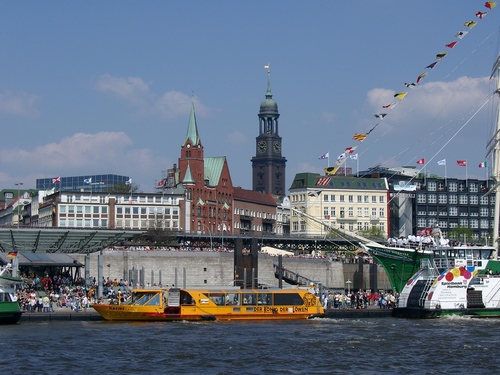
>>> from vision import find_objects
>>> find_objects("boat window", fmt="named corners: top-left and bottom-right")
top-left (144, 294), bottom-right (161, 306)
top-left (225, 293), bottom-right (240, 306)
top-left (133, 292), bottom-right (160, 306)
top-left (273, 293), bottom-right (304, 306)
top-left (242, 293), bottom-right (256, 305)
top-left (0, 293), bottom-right (12, 302)
top-left (258, 293), bottom-right (272, 305)
top-left (180, 291), bottom-right (194, 305)
top-left (208, 293), bottom-right (225, 306)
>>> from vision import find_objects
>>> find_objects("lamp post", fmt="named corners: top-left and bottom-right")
top-left (15, 182), bottom-right (23, 228)
top-left (345, 279), bottom-right (352, 295)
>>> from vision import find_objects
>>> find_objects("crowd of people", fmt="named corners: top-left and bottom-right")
top-left (321, 290), bottom-right (399, 310)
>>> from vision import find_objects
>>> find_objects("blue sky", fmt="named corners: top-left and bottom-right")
top-left (1, 1), bottom-right (499, 192)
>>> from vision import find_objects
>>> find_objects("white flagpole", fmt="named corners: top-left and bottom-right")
top-left (445, 162), bottom-right (447, 187)
top-left (357, 155), bottom-right (359, 177)
top-left (466, 160), bottom-right (468, 186)
top-left (328, 153), bottom-right (330, 168)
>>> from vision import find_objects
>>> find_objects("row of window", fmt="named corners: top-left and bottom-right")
top-left (58, 205), bottom-right (178, 216)
top-left (59, 218), bottom-right (108, 227)
top-left (416, 194), bottom-right (492, 205)
top-left (323, 207), bottom-right (385, 218)
top-left (292, 221), bottom-right (385, 233)
top-left (417, 207), bottom-right (493, 217)
top-left (291, 193), bottom-right (385, 203)
top-left (62, 195), bottom-right (180, 205)
top-left (417, 218), bottom-right (493, 229)
top-left (425, 181), bottom-right (487, 193)
top-left (233, 208), bottom-right (275, 220)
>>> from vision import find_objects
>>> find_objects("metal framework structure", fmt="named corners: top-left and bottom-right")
top-left (0, 228), bottom-right (141, 254)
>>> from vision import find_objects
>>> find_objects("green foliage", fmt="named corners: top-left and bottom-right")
top-left (359, 226), bottom-right (386, 240)
top-left (105, 182), bottom-right (140, 193)
top-left (447, 226), bottom-right (474, 242)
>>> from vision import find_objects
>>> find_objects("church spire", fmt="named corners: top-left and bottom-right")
top-left (265, 64), bottom-right (272, 99)
top-left (184, 101), bottom-right (200, 146)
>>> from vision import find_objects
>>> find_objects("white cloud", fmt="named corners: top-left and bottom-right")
top-left (96, 74), bottom-right (211, 119)
top-left (0, 132), bottom-right (168, 190)
top-left (367, 76), bottom-right (490, 117)
top-left (226, 131), bottom-right (248, 144)
top-left (0, 90), bottom-right (40, 117)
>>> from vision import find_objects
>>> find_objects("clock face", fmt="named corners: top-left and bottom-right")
top-left (257, 141), bottom-right (267, 153)
top-left (273, 141), bottom-right (281, 153)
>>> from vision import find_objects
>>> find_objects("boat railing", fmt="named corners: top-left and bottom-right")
top-left (420, 258), bottom-right (440, 274)
top-left (432, 258), bottom-right (455, 271)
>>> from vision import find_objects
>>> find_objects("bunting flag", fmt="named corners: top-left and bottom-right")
top-left (479, 161), bottom-right (487, 168)
top-left (336, 153), bottom-right (346, 162)
top-left (7, 251), bottom-right (18, 259)
top-left (316, 177), bottom-right (331, 186)
top-left (416, 72), bottom-right (428, 83)
top-left (308, 190), bottom-right (321, 197)
top-left (457, 160), bottom-right (467, 166)
top-left (324, 166), bottom-right (339, 176)
top-left (353, 133), bottom-right (368, 142)
top-left (327, 2), bottom-right (494, 178)
top-left (345, 146), bottom-right (357, 154)
top-left (84, 178), bottom-right (92, 184)
top-left (436, 52), bottom-right (447, 60)
top-left (157, 179), bottom-right (165, 187)
top-left (52, 176), bottom-right (60, 184)
top-left (350, 154), bottom-right (358, 160)
top-left (318, 152), bottom-right (329, 160)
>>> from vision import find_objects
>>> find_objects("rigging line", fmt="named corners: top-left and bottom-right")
top-left (387, 93), bottom-right (494, 206)
top-left (357, 30), bottom-right (496, 164)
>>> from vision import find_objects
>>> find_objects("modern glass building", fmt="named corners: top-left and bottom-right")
top-left (36, 174), bottom-right (130, 193)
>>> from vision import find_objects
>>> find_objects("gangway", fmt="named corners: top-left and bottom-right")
top-left (273, 263), bottom-right (318, 286)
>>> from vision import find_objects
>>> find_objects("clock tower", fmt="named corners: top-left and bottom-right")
top-left (251, 68), bottom-right (287, 197)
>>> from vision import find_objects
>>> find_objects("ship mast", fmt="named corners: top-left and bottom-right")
top-left (490, 53), bottom-right (500, 259)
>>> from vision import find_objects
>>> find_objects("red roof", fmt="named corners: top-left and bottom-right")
top-left (233, 187), bottom-right (277, 207)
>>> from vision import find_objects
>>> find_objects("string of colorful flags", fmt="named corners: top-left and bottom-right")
top-left (318, 2), bottom-right (497, 180)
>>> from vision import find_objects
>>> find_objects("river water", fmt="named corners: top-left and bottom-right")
top-left (1, 316), bottom-right (499, 374)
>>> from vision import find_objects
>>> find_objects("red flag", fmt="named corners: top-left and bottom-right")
top-left (416, 158), bottom-right (425, 165)
top-left (52, 176), bottom-right (60, 184)
top-left (457, 160), bottom-right (467, 167)
top-left (7, 251), bottom-right (17, 259)
top-left (445, 41), bottom-right (457, 49)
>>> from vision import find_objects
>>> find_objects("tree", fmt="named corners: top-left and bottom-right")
top-left (359, 226), bottom-right (386, 241)
top-left (105, 182), bottom-right (141, 194)
top-left (447, 227), bottom-right (474, 243)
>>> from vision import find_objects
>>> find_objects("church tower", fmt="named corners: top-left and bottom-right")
top-left (251, 68), bottom-right (287, 197)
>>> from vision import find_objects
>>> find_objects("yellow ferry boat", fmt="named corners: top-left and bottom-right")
top-left (91, 287), bottom-right (323, 321)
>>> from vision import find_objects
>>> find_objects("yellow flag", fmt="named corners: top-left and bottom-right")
top-left (394, 92), bottom-right (408, 100)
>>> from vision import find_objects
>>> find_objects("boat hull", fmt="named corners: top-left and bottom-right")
top-left (392, 306), bottom-right (500, 319)
top-left (0, 303), bottom-right (22, 324)
top-left (92, 304), bottom-right (319, 322)
top-left (363, 243), bottom-right (432, 293)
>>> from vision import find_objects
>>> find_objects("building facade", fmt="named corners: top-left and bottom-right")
top-left (233, 187), bottom-right (277, 235)
top-left (177, 102), bottom-right (234, 235)
top-left (39, 190), bottom-right (184, 230)
top-left (289, 173), bottom-right (389, 238)
top-left (251, 70), bottom-right (287, 197)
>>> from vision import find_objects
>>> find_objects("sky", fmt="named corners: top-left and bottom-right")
top-left (1, 1), bottom-right (500, 192)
